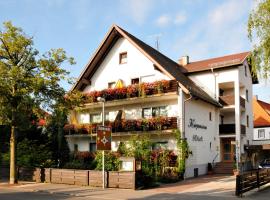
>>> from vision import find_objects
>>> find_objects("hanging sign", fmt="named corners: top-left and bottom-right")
top-left (96, 126), bottom-right (112, 151)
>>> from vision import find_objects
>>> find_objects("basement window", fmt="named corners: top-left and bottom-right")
top-left (119, 52), bottom-right (127, 64)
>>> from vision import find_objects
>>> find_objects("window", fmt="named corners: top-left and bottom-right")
top-left (143, 106), bottom-right (167, 118)
top-left (74, 144), bottom-right (78, 152)
top-left (245, 65), bottom-right (247, 77)
top-left (119, 52), bottom-right (127, 64)
top-left (152, 141), bottom-right (168, 150)
top-left (258, 129), bottom-right (265, 139)
top-left (219, 89), bottom-right (224, 96)
top-left (89, 142), bottom-right (96, 152)
top-left (90, 113), bottom-right (101, 123)
top-left (220, 115), bottom-right (224, 124)
top-left (131, 78), bottom-right (139, 85)
top-left (246, 115), bottom-right (249, 127)
top-left (209, 112), bottom-right (212, 121)
top-left (108, 82), bottom-right (116, 89)
top-left (142, 108), bottom-right (152, 119)
top-left (80, 113), bottom-right (90, 124)
top-left (246, 89), bottom-right (249, 102)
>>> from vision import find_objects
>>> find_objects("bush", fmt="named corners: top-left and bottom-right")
top-left (95, 151), bottom-right (120, 171)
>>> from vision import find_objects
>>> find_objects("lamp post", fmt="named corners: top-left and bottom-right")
top-left (97, 97), bottom-right (105, 189)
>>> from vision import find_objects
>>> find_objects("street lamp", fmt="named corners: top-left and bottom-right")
top-left (97, 97), bottom-right (105, 189)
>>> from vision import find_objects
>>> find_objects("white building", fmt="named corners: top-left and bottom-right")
top-left (253, 96), bottom-right (270, 143)
top-left (65, 25), bottom-right (258, 177)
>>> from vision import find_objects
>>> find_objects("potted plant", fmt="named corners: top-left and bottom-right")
top-left (233, 162), bottom-right (239, 176)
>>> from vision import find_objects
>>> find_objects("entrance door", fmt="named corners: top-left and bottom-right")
top-left (221, 138), bottom-right (235, 162)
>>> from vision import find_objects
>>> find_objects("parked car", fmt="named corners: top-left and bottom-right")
top-left (259, 159), bottom-right (270, 169)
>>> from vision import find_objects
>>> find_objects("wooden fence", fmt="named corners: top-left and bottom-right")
top-left (40, 168), bottom-right (136, 189)
top-left (236, 169), bottom-right (270, 196)
top-left (108, 171), bottom-right (136, 189)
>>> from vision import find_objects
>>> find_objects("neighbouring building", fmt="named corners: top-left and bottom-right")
top-left (247, 96), bottom-right (270, 166)
top-left (65, 25), bottom-right (258, 177)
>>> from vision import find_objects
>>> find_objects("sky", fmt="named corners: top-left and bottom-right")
top-left (0, 0), bottom-right (269, 102)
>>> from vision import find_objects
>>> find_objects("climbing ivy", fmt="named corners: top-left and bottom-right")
top-left (173, 129), bottom-right (192, 175)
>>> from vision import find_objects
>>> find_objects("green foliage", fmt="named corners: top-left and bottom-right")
top-left (3, 138), bottom-right (53, 168)
top-left (95, 151), bottom-right (120, 171)
top-left (124, 135), bottom-right (152, 159)
top-left (248, 0), bottom-right (270, 78)
top-left (174, 129), bottom-right (191, 174)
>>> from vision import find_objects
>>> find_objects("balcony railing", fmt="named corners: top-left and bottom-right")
top-left (64, 117), bottom-right (178, 135)
top-left (83, 80), bottom-right (178, 103)
top-left (219, 124), bottom-right (246, 135)
top-left (219, 95), bottom-right (245, 108)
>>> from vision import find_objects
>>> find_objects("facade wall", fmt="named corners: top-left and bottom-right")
top-left (239, 62), bottom-right (254, 144)
top-left (184, 99), bottom-right (220, 177)
top-left (76, 99), bottom-right (178, 124)
top-left (83, 37), bottom-right (169, 93)
top-left (253, 127), bottom-right (270, 141)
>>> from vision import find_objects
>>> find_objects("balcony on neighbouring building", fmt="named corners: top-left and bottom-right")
top-left (219, 95), bottom-right (245, 108)
top-left (219, 124), bottom-right (246, 135)
top-left (64, 117), bottom-right (178, 136)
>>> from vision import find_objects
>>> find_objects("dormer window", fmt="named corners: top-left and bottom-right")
top-left (119, 52), bottom-right (127, 64)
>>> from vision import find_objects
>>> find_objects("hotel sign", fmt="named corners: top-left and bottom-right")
top-left (96, 126), bottom-right (112, 151)
top-left (188, 118), bottom-right (207, 130)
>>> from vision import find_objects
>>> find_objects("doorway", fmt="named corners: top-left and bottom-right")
top-left (221, 138), bottom-right (235, 162)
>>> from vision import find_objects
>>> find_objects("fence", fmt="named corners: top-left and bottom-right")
top-left (235, 169), bottom-right (270, 196)
top-left (39, 168), bottom-right (136, 189)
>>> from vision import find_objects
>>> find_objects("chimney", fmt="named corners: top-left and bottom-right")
top-left (178, 56), bottom-right (189, 66)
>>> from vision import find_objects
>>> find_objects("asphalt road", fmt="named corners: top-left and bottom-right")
top-left (1, 175), bottom-right (270, 200)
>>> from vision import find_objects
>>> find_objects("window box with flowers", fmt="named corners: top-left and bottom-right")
top-left (84, 80), bottom-right (176, 103)
top-left (64, 117), bottom-right (177, 135)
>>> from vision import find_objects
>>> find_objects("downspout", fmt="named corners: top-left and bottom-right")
top-left (183, 92), bottom-right (193, 139)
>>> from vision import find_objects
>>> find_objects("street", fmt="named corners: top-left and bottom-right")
top-left (1, 175), bottom-right (270, 200)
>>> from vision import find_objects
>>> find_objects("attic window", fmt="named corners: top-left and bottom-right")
top-left (108, 82), bottom-right (116, 89)
top-left (119, 52), bottom-right (127, 64)
top-left (131, 78), bottom-right (139, 85)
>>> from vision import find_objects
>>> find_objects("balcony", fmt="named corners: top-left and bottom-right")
top-left (64, 117), bottom-right (178, 136)
top-left (219, 124), bottom-right (246, 135)
top-left (82, 80), bottom-right (178, 106)
top-left (219, 95), bottom-right (245, 108)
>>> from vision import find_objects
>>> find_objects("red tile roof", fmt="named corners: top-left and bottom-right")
top-left (182, 52), bottom-right (250, 73)
top-left (253, 97), bottom-right (270, 128)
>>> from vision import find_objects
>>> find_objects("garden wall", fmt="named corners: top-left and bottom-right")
top-left (40, 168), bottom-right (136, 189)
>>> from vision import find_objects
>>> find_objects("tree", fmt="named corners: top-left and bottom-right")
top-left (0, 21), bottom-right (75, 184)
top-left (248, 0), bottom-right (270, 78)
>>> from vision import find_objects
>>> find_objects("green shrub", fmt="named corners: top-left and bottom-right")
top-left (95, 151), bottom-right (120, 171)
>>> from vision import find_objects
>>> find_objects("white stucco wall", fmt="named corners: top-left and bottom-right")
top-left (83, 37), bottom-right (169, 93)
top-left (76, 99), bottom-right (178, 124)
top-left (239, 62), bottom-right (254, 144)
top-left (253, 127), bottom-right (270, 141)
top-left (184, 99), bottom-right (220, 177)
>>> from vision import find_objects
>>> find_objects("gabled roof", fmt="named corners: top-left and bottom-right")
top-left (72, 25), bottom-right (221, 107)
top-left (182, 52), bottom-right (250, 73)
top-left (253, 97), bottom-right (270, 128)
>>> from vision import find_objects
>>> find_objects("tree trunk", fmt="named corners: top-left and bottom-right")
top-left (9, 125), bottom-right (17, 184)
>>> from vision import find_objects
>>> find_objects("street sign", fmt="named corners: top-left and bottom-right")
top-left (96, 125), bottom-right (111, 151)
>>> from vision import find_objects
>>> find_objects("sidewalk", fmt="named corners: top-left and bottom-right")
top-left (1, 175), bottom-right (270, 200)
